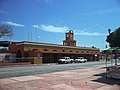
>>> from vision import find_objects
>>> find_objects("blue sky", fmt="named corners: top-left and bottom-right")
top-left (0, 0), bottom-right (120, 50)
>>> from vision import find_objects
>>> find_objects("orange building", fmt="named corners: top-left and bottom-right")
top-left (9, 30), bottom-right (100, 64)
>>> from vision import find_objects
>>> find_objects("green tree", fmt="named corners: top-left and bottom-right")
top-left (106, 27), bottom-right (120, 47)
top-left (0, 24), bottom-right (13, 38)
top-left (0, 47), bottom-right (8, 52)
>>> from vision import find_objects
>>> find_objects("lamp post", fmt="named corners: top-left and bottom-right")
top-left (105, 29), bottom-right (111, 68)
top-left (108, 29), bottom-right (117, 65)
top-left (107, 29), bottom-right (111, 65)
top-left (108, 29), bottom-right (111, 35)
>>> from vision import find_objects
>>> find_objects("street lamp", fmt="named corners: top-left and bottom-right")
top-left (105, 29), bottom-right (112, 68)
top-left (108, 29), bottom-right (111, 34)
top-left (108, 29), bottom-right (117, 65)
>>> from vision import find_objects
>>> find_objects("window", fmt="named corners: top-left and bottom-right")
top-left (82, 51), bottom-right (84, 53)
top-left (62, 50), bottom-right (65, 52)
top-left (53, 50), bottom-right (57, 52)
top-left (64, 42), bottom-right (66, 46)
top-left (43, 49), bottom-right (48, 51)
top-left (70, 51), bottom-right (73, 52)
top-left (67, 34), bottom-right (69, 37)
top-left (76, 51), bottom-right (78, 53)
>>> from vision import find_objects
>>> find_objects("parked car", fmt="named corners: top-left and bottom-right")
top-left (58, 57), bottom-right (74, 64)
top-left (74, 57), bottom-right (87, 63)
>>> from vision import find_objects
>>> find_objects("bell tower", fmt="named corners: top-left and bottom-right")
top-left (63, 30), bottom-right (76, 47)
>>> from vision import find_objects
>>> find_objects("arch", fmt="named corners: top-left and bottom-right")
top-left (16, 50), bottom-right (22, 58)
top-left (32, 49), bottom-right (39, 52)
top-left (16, 50), bottom-right (22, 62)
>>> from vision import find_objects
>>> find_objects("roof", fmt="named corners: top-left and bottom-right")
top-left (0, 41), bottom-right (11, 47)
top-left (102, 47), bottom-right (120, 54)
top-left (16, 41), bottom-right (99, 51)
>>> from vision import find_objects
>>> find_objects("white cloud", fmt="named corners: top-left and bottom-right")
top-left (32, 25), bottom-right (39, 28)
top-left (32, 24), bottom-right (69, 33)
top-left (85, 8), bottom-right (120, 15)
top-left (2, 21), bottom-right (25, 27)
top-left (32, 24), bottom-right (106, 36)
top-left (75, 31), bottom-right (106, 36)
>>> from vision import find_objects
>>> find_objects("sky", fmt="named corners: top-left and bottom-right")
top-left (0, 0), bottom-right (120, 50)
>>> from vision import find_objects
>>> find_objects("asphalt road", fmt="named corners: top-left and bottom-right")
top-left (0, 61), bottom-right (119, 79)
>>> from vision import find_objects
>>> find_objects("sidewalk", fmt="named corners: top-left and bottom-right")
top-left (0, 67), bottom-right (120, 90)
top-left (0, 62), bottom-right (32, 66)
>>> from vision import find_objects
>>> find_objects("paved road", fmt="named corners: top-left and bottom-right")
top-left (0, 61), bottom-right (119, 79)
top-left (1, 66), bottom-right (120, 90)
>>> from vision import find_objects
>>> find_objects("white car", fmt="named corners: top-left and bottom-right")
top-left (74, 57), bottom-right (87, 63)
top-left (58, 57), bottom-right (74, 64)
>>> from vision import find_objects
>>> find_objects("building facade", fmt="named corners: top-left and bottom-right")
top-left (9, 30), bottom-right (100, 64)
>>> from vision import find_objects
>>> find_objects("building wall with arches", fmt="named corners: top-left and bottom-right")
top-left (9, 41), bottom-right (100, 64)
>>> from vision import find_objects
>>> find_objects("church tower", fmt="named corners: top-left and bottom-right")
top-left (63, 30), bottom-right (76, 47)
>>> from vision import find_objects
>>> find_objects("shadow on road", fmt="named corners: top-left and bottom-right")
top-left (91, 72), bottom-right (120, 85)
